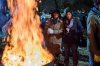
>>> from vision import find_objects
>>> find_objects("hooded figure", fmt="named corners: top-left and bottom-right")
top-left (87, 0), bottom-right (100, 66)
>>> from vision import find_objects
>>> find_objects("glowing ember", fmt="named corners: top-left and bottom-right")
top-left (1, 0), bottom-right (53, 66)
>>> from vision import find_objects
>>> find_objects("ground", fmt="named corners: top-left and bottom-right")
top-left (70, 47), bottom-right (89, 66)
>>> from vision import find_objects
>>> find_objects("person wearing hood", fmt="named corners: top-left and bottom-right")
top-left (87, 0), bottom-right (100, 66)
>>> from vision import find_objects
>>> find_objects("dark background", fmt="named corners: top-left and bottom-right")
top-left (38, 0), bottom-right (95, 14)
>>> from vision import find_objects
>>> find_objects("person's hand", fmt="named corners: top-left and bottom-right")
top-left (94, 50), bottom-right (100, 62)
top-left (48, 28), bottom-right (54, 34)
top-left (66, 28), bottom-right (69, 33)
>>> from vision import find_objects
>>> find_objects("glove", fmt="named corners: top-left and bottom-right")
top-left (94, 54), bottom-right (100, 62)
top-left (48, 28), bottom-right (54, 34)
top-left (94, 50), bottom-right (100, 62)
top-left (66, 28), bottom-right (70, 33)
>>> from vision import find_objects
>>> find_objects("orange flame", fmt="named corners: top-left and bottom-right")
top-left (1, 0), bottom-right (53, 66)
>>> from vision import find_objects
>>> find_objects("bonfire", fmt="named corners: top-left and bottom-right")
top-left (1, 0), bottom-right (53, 66)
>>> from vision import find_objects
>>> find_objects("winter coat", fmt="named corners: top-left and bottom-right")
top-left (44, 18), bottom-right (63, 55)
top-left (87, 10), bottom-right (100, 54)
top-left (63, 18), bottom-right (84, 43)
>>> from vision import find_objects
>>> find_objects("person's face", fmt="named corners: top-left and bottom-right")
top-left (53, 12), bottom-right (59, 18)
top-left (97, 4), bottom-right (100, 10)
top-left (66, 12), bottom-right (72, 20)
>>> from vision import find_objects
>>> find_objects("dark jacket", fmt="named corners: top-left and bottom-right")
top-left (87, 10), bottom-right (100, 54)
top-left (63, 18), bottom-right (84, 43)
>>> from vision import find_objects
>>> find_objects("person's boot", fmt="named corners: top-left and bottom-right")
top-left (64, 61), bottom-right (69, 66)
top-left (73, 61), bottom-right (77, 66)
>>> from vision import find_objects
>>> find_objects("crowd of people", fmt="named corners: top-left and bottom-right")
top-left (40, 1), bottom-right (100, 66)
top-left (40, 8), bottom-right (85, 66)
top-left (0, 0), bottom-right (100, 66)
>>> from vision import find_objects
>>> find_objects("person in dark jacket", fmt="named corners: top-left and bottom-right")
top-left (63, 10), bottom-right (84, 66)
top-left (87, 0), bottom-right (100, 66)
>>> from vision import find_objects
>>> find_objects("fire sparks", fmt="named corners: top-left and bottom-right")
top-left (1, 0), bottom-right (53, 66)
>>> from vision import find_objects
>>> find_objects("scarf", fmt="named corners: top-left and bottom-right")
top-left (91, 7), bottom-right (100, 15)
top-left (52, 18), bottom-right (58, 24)
top-left (65, 18), bottom-right (74, 28)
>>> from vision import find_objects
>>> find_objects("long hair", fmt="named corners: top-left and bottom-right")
top-left (63, 10), bottom-right (73, 20)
